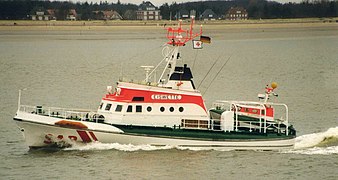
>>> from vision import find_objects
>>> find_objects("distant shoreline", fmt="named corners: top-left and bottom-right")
top-left (0, 18), bottom-right (337, 31)
top-left (1, 17), bottom-right (337, 26)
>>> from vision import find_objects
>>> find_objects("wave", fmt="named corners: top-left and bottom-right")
top-left (63, 126), bottom-right (338, 153)
top-left (64, 142), bottom-right (216, 152)
top-left (294, 126), bottom-right (338, 149)
top-left (284, 146), bottom-right (338, 155)
top-left (284, 126), bottom-right (338, 155)
top-left (64, 142), bottom-right (174, 152)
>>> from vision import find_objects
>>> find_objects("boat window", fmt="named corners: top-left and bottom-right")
top-left (179, 107), bottom-right (184, 112)
top-left (169, 107), bottom-right (174, 112)
top-left (147, 106), bottom-right (152, 112)
top-left (105, 103), bottom-right (112, 111)
top-left (132, 97), bottom-right (144, 101)
top-left (136, 105), bottom-right (142, 113)
top-left (127, 105), bottom-right (133, 112)
top-left (99, 102), bottom-right (104, 109)
top-left (115, 105), bottom-right (122, 112)
top-left (160, 107), bottom-right (165, 112)
top-left (261, 110), bottom-right (265, 115)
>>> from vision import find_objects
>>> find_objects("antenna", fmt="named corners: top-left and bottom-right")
top-left (119, 62), bottom-right (123, 81)
top-left (18, 88), bottom-right (27, 112)
top-left (166, 16), bottom-right (202, 46)
top-left (141, 66), bottom-right (154, 83)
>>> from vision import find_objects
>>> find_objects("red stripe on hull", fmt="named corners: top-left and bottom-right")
top-left (88, 131), bottom-right (98, 141)
top-left (77, 130), bottom-right (92, 143)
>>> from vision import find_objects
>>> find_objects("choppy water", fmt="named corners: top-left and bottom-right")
top-left (0, 24), bottom-right (337, 179)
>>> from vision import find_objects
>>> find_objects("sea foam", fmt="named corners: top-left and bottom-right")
top-left (64, 142), bottom-right (173, 152)
top-left (294, 126), bottom-right (338, 149)
top-left (284, 126), bottom-right (338, 155)
top-left (64, 126), bottom-right (338, 153)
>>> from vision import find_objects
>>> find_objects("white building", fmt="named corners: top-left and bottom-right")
top-left (136, 1), bottom-right (161, 20)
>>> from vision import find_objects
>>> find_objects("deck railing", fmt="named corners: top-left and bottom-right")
top-left (17, 103), bottom-right (290, 135)
top-left (18, 105), bottom-right (105, 123)
top-left (212, 100), bottom-right (289, 135)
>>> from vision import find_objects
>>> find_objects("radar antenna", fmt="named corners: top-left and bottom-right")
top-left (166, 16), bottom-right (202, 46)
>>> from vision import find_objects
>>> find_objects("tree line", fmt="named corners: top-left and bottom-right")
top-left (160, 0), bottom-right (338, 19)
top-left (0, 0), bottom-right (138, 20)
top-left (0, 0), bottom-right (337, 20)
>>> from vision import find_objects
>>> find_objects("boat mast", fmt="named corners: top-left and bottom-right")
top-left (157, 46), bottom-right (179, 84)
top-left (157, 17), bottom-right (202, 85)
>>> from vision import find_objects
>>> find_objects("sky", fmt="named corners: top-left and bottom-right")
top-left (69, 0), bottom-right (303, 6)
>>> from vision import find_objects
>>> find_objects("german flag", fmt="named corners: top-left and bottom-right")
top-left (200, 36), bottom-right (211, 44)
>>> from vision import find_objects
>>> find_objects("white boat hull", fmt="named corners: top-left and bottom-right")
top-left (14, 112), bottom-right (295, 151)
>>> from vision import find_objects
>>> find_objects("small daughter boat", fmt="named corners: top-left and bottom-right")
top-left (13, 18), bottom-right (296, 150)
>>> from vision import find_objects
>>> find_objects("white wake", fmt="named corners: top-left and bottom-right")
top-left (64, 142), bottom-right (173, 152)
top-left (64, 126), bottom-right (338, 154)
top-left (285, 126), bottom-right (338, 155)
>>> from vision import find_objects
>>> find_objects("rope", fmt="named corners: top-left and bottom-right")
top-left (202, 55), bottom-right (232, 96)
top-left (197, 54), bottom-right (223, 89)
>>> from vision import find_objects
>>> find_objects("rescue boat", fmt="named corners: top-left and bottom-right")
top-left (13, 18), bottom-right (296, 150)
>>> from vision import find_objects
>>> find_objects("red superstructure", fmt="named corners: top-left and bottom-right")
top-left (103, 82), bottom-right (207, 111)
top-left (94, 19), bottom-right (210, 127)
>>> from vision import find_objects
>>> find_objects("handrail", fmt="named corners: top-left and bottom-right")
top-left (212, 100), bottom-right (289, 135)
top-left (18, 105), bottom-right (105, 123)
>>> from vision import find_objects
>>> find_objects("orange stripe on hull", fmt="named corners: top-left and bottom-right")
top-left (55, 120), bottom-right (88, 129)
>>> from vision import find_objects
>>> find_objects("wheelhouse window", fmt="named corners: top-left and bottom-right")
top-left (115, 105), bottom-right (123, 112)
top-left (132, 97), bottom-right (144, 101)
top-left (105, 103), bottom-right (112, 111)
top-left (99, 102), bottom-right (104, 109)
top-left (136, 105), bottom-right (142, 113)
top-left (127, 105), bottom-right (133, 112)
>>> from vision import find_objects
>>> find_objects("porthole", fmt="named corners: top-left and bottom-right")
top-left (160, 107), bottom-right (165, 112)
top-left (147, 106), bottom-right (152, 112)
top-left (179, 107), bottom-right (184, 112)
top-left (169, 107), bottom-right (174, 112)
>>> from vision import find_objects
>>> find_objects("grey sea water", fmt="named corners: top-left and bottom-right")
top-left (0, 24), bottom-right (337, 179)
